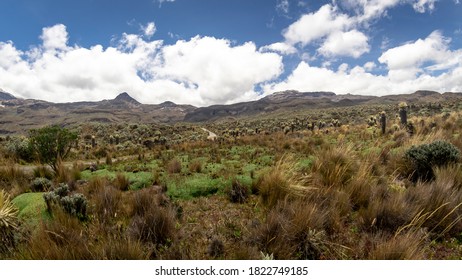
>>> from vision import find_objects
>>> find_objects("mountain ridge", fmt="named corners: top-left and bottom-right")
top-left (1, 89), bottom-right (462, 134)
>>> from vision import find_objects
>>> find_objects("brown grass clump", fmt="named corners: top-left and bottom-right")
top-left (405, 179), bottom-right (462, 238)
top-left (368, 231), bottom-right (427, 260)
top-left (251, 200), bottom-right (337, 259)
top-left (32, 165), bottom-right (54, 180)
top-left (91, 184), bottom-right (122, 225)
top-left (189, 159), bottom-right (203, 173)
top-left (167, 158), bottom-right (182, 174)
top-left (113, 172), bottom-right (130, 191)
top-left (359, 190), bottom-right (414, 233)
top-left (0, 165), bottom-right (30, 194)
top-left (128, 187), bottom-right (176, 247)
top-left (226, 179), bottom-right (249, 204)
top-left (308, 144), bottom-right (357, 189)
top-left (22, 208), bottom-right (92, 259)
top-left (255, 156), bottom-right (311, 208)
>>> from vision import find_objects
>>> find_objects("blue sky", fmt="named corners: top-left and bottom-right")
top-left (0, 0), bottom-right (462, 106)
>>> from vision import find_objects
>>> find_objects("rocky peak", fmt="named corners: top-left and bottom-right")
top-left (113, 92), bottom-right (140, 104)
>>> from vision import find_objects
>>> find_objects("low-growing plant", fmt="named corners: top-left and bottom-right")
top-left (226, 179), bottom-right (249, 203)
top-left (114, 172), bottom-right (130, 191)
top-left (43, 184), bottom-right (88, 221)
top-left (404, 140), bottom-right (460, 182)
top-left (0, 190), bottom-right (19, 254)
top-left (31, 177), bottom-right (52, 192)
top-left (167, 158), bottom-right (182, 174)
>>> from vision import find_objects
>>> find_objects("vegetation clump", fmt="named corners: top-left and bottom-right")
top-left (43, 184), bottom-right (88, 221)
top-left (0, 190), bottom-right (19, 254)
top-left (404, 140), bottom-right (460, 182)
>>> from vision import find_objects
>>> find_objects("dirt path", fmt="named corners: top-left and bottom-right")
top-left (201, 127), bottom-right (218, 140)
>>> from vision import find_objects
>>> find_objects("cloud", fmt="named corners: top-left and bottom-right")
top-left (260, 42), bottom-right (297, 55)
top-left (142, 22), bottom-right (156, 38)
top-left (0, 24), bottom-right (283, 106)
top-left (278, 0), bottom-right (441, 60)
top-left (318, 30), bottom-right (370, 58)
top-left (412, 0), bottom-right (437, 13)
top-left (156, 0), bottom-right (175, 7)
top-left (283, 4), bottom-right (353, 46)
top-left (40, 24), bottom-right (69, 51)
top-left (276, 0), bottom-right (290, 16)
top-left (378, 31), bottom-right (452, 71)
top-left (264, 59), bottom-right (462, 97)
top-left (154, 36), bottom-right (283, 105)
top-left (265, 30), bottom-right (462, 96)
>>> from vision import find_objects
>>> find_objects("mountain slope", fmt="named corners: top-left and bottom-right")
top-left (0, 92), bottom-right (195, 134)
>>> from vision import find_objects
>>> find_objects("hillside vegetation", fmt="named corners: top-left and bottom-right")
top-left (2, 99), bottom-right (462, 259)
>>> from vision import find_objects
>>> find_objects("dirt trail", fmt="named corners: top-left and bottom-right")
top-left (201, 127), bottom-right (218, 140)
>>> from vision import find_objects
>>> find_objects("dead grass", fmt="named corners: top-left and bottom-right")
top-left (368, 231), bottom-right (427, 260)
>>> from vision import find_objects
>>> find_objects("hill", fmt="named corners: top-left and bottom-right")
top-left (1, 89), bottom-right (462, 135)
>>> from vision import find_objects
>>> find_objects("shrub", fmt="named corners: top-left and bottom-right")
top-left (29, 125), bottom-right (78, 172)
top-left (43, 183), bottom-right (88, 221)
top-left (404, 140), bottom-right (460, 182)
top-left (31, 177), bottom-right (52, 192)
top-left (5, 136), bottom-right (34, 162)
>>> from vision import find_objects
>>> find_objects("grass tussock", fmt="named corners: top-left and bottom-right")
top-left (113, 172), bottom-right (130, 191)
top-left (167, 158), bottom-right (182, 174)
top-left (251, 199), bottom-right (338, 260)
top-left (368, 231), bottom-right (427, 260)
top-left (128, 187), bottom-right (176, 246)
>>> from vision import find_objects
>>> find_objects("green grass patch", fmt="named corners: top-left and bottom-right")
top-left (166, 174), bottom-right (228, 200)
top-left (127, 171), bottom-right (153, 190)
top-left (12, 192), bottom-right (50, 225)
top-left (81, 169), bottom-right (153, 190)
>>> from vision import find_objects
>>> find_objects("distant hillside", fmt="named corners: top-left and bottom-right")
top-left (0, 92), bottom-right (195, 135)
top-left (0, 89), bottom-right (17, 100)
top-left (1, 89), bottom-right (462, 135)
top-left (184, 90), bottom-right (374, 122)
top-left (184, 90), bottom-right (462, 122)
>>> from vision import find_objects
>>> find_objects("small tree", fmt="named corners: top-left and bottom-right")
top-left (29, 125), bottom-right (78, 172)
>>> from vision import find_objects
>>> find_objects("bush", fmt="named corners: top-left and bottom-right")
top-left (5, 137), bottom-right (34, 162)
top-left (31, 177), bottom-right (52, 192)
top-left (43, 184), bottom-right (88, 221)
top-left (404, 140), bottom-right (460, 182)
top-left (29, 125), bottom-right (78, 172)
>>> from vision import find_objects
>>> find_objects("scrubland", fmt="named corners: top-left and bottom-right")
top-left (2, 103), bottom-right (462, 259)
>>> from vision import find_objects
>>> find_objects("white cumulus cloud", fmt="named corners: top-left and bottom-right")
top-left (40, 24), bottom-right (69, 51)
top-left (0, 24), bottom-right (283, 106)
top-left (318, 30), bottom-right (370, 58)
top-left (283, 4), bottom-right (353, 46)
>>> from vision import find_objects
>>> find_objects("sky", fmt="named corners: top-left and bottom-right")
top-left (0, 0), bottom-right (462, 106)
